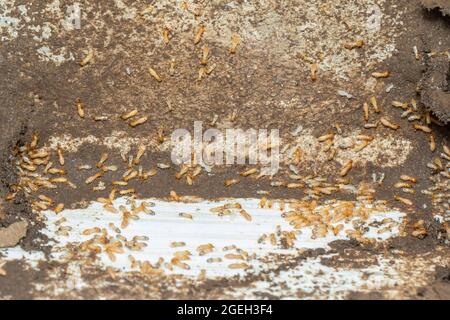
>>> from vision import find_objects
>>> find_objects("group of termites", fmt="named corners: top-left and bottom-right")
top-left (5, 6), bottom-right (450, 279)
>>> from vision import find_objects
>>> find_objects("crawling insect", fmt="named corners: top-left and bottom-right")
top-left (170, 242), bottom-right (186, 248)
top-left (148, 67), bottom-right (162, 82)
top-left (224, 179), bottom-right (239, 187)
top-left (400, 175), bottom-right (417, 183)
top-left (179, 212), bottom-right (193, 220)
top-left (97, 153), bottom-right (108, 168)
top-left (230, 34), bottom-right (240, 54)
top-left (80, 50), bottom-right (93, 67)
top-left (54, 203), bottom-right (64, 214)
top-left (239, 209), bottom-right (252, 222)
top-left (200, 45), bottom-right (209, 65)
top-left (394, 195), bottom-right (413, 206)
top-left (344, 39), bottom-right (364, 50)
top-left (310, 63), bottom-right (319, 81)
top-left (57, 148), bottom-right (65, 166)
top-left (372, 71), bottom-right (390, 78)
top-left (85, 172), bottom-right (102, 184)
top-left (363, 102), bottom-right (369, 122)
top-left (121, 109), bottom-right (138, 120)
top-left (194, 25), bottom-right (205, 44)
top-left (134, 146), bottom-right (146, 165)
top-left (162, 28), bottom-right (171, 44)
top-left (76, 99), bottom-right (85, 118)
top-left (240, 168), bottom-right (257, 177)
top-left (370, 97), bottom-right (380, 113)
top-left (129, 116), bottom-right (148, 127)
top-left (228, 263), bottom-right (249, 270)
top-left (339, 160), bottom-right (353, 177)
top-left (380, 117), bottom-right (399, 130)
top-left (412, 123), bottom-right (432, 133)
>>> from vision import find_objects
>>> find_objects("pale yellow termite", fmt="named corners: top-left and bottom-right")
top-left (310, 63), bottom-right (318, 81)
top-left (240, 168), bottom-right (257, 177)
top-left (148, 67), bottom-right (162, 82)
top-left (121, 109), bottom-right (138, 120)
top-left (239, 209), bottom-right (252, 222)
top-left (162, 28), bottom-right (171, 44)
top-left (179, 212), bottom-right (193, 220)
top-left (134, 145), bottom-right (146, 165)
top-left (200, 44), bottom-right (209, 65)
top-left (97, 153), bottom-right (108, 168)
top-left (429, 134), bottom-right (436, 152)
top-left (54, 203), bottom-right (65, 214)
top-left (85, 172), bottom-right (102, 184)
top-left (79, 50), bottom-right (93, 67)
top-left (370, 96), bottom-right (380, 113)
top-left (372, 71), bottom-right (390, 78)
top-left (400, 175), bottom-right (417, 183)
top-left (228, 263), bottom-right (249, 270)
top-left (380, 117), bottom-right (399, 130)
top-left (413, 123), bottom-right (432, 133)
top-left (344, 39), bottom-right (364, 49)
top-left (57, 148), bottom-right (65, 166)
top-left (76, 99), bottom-right (85, 118)
top-left (224, 179), bottom-right (239, 187)
top-left (363, 102), bottom-right (369, 122)
top-left (339, 160), bottom-right (353, 177)
top-left (129, 116), bottom-right (148, 127)
top-left (394, 195), bottom-right (413, 206)
top-left (229, 34), bottom-right (240, 54)
top-left (194, 25), bottom-right (205, 44)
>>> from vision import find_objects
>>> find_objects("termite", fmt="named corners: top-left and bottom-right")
top-left (344, 39), bottom-right (364, 49)
top-left (121, 109), bottom-right (138, 120)
top-left (339, 160), bottom-right (353, 177)
top-left (30, 134), bottom-right (39, 149)
top-left (57, 148), bottom-right (65, 166)
top-left (370, 97), bottom-right (380, 113)
top-left (394, 196), bottom-right (413, 206)
top-left (129, 116), bottom-right (148, 127)
top-left (170, 242), bottom-right (186, 248)
top-left (372, 71), bottom-right (390, 78)
top-left (194, 25), bottom-right (205, 44)
top-left (429, 134), bottom-right (436, 152)
top-left (54, 203), bottom-right (64, 214)
top-left (310, 63), bottom-right (318, 81)
top-left (76, 99), bottom-right (85, 118)
top-left (80, 50), bottom-right (93, 67)
top-left (97, 153), bottom-right (108, 168)
top-left (200, 44), bottom-right (209, 65)
top-left (179, 212), bottom-right (193, 220)
top-left (224, 179), bottom-right (239, 187)
top-left (240, 168), bottom-right (257, 177)
top-left (363, 102), bottom-right (369, 121)
top-left (85, 172), bottom-right (102, 184)
top-left (380, 117), bottom-right (399, 130)
top-left (162, 28), bottom-right (171, 44)
top-left (119, 189), bottom-right (135, 195)
top-left (392, 101), bottom-right (408, 110)
top-left (318, 133), bottom-right (334, 142)
top-left (230, 34), bottom-right (240, 54)
top-left (196, 243), bottom-right (214, 255)
top-left (228, 263), bottom-right (249, 270)
top-left (82, 227), bottom-right (101, 235)
top-left (149, 67), bottom-right (162, 82)
top-left (239, 209), bottom-right (252, 222)
top-left (394, 182), bottom-right (412, 189)
top-left (412, 123), bottom-right (432, 133)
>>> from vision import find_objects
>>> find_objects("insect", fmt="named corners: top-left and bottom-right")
top-left (370, 97), bottom-right (380, 113)
top-left (339, 160), bottom-right (353, 177)
top-left (170, 242), bottom-right (186, 248)
top-left (200, 45), bottom-right (209, 65)
top-left (149, 67), bottom-right (162, 82)
top-left (224, 179), bottom-right (239, 187)
top-left (57, 148), bottom-right (65, 166)
top-left (121, 109), bottom-right (138, 120)
top-left (344, 39), bottom-right (364, 49)
top-left (318, 133), bottom-right (334, 142)
top-left (380, 117), bottom-right (399, 130)
top-left (54, 203), bottom-right (65, 214)
top-left (97, 153), bottom-right (108, 168)
top-left (230, 34), bottom-right (240, 54)
top-left (240, 168), bottom-right (257, 177)
top-left (162, 28), bottom-right (171, 44)
top-left (363, 102), bottom-right (369, 121)
top-left (394, 195), bottom-right (413, 206)
top-left (129, 116), bottom-right (148, 127)
top-left (412, 123), bottom-right (432, 133)
top-left (194, 25), bottom-right (205, 44)
top-left (239, 209), bottom-right (252, 222)
top-left (429, 134), bottom-right (436, 152)
top-left (196, 243), bottom-right (214, 256)
top-left (85, 172), bottom-right (102, 184)
top-left (372, 71), bottom-right (390, 78)
top-left (79, 50), bottom-right (93, 67)
top-left (75, 99), bottom-right (85, 118)
top-left (179, 212), bottom-right (193, 220)
top-left (400, 175), bottom-right (417, 184)
top-left (228, 263), bottom-right (249, 270)
top-left (310, 63), bottom-right (318, 81)
top-left (82, 227), bottom-right (101, 235)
